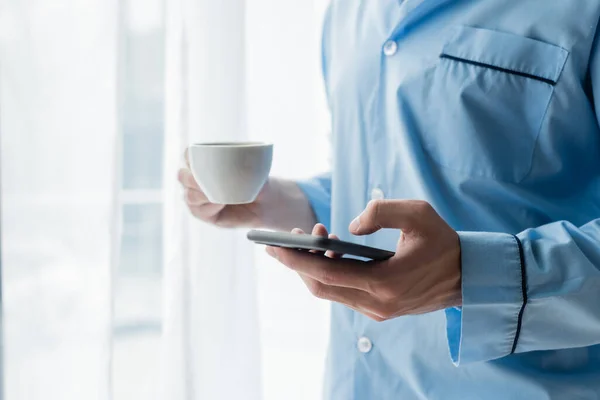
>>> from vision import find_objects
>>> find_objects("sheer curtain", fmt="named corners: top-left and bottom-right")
top-left (161, 0), bottom-right (262, 398)
top-left (1, 0), bottom-right (330, 398)
top-left (0, 0), bottom-right (119, 398)
top-left (162, 0), bottom-right (331, 399)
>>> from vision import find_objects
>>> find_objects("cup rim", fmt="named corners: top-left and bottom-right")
top-left (191, 141), bottom-right (272, 148)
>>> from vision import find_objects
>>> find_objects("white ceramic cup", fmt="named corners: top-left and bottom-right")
top-left (188, 142), bottom-right (273, 205)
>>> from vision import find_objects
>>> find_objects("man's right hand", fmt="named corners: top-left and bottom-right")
top-left (178, 150), bottom-right (265, 228)
top-left (177, 149), bottom-right (318, 232)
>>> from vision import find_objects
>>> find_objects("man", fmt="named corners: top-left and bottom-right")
top-left (178, 0), bottom-right (600, 398)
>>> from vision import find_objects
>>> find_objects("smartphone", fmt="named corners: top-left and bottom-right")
top-left (247, 229), bottom-right (394, 261)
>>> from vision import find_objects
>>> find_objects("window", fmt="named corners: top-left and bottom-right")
top-left (112, 0), bottom-right (165, 398)
top-left (1, 1), bottom-right (330, 398)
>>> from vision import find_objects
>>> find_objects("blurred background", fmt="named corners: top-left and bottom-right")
top-left (0, 0), bottom-right (331, 399)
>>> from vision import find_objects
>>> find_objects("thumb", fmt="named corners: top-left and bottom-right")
top-left (184, 148), bottom-right (191, 168)
top-left (349, 200), bottom-right (431, 236)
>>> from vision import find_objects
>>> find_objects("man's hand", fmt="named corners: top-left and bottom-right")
top-left (265, 200), bottom-right (462, 321)
top-left (178, 148), bottom-right (317, 232)
top-left (178, 149), bottom-right (265, 228)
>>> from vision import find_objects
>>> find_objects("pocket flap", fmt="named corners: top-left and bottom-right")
top-left (441, 25), bottom-right (568, 85)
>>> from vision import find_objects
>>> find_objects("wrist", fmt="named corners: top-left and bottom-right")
top-left (447, 244), bottom-right (463, 308)
top-left (255, 178), bottom-right (317, 232)
top-left (246, 178), bottom-right (273, 228)
top-left (431, 250), bottom-right (462, 311)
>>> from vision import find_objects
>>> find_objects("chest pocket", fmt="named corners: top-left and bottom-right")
top-left (399, 26), bottom-right (569, 182)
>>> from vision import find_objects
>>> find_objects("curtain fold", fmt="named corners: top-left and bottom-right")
top-left (162, 0), bottom-right (331, 399)
top-left (162, 0), bottom-right (262, 398)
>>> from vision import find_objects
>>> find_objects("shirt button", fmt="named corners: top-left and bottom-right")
top-left (370, 188), bottom-right (385, 201)
top-left (357, 336), bottom-right (373, 353)
top-left (383, 40), bottom-right (398, 56)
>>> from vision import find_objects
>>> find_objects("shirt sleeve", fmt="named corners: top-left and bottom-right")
top-left (447, 222), bottom-right (600, 365)
top-left (445, 23), bottom-right (600, 366)
top-left (296, 173), bottom-right (332, 231)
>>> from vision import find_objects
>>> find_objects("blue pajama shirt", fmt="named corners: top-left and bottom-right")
top-left (297, 1), bottom-right (600, 398)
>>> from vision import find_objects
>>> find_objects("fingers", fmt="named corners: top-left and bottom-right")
top-left (312, 224), bottom-right (328, 236)
top-left (179, 150), bottom-right (206, 208)
top-left (326, 234), bottom-right (342, 259)
top-left (344, 303), bottom-right (388, 322)
top-left (178, 167), bottom-right (213, 208)
top-left (349, 200), bottom-right (435, 235)
top-left (183, 181), bottom-right (225, 222)
top-left (266, 246), bottom-right (373, 291)
top-left (281, 226), bottom-right (384, 321)
top-left (310, 223), bottom-right (328, 256)
top-left (179, 161), bottom-right (225, 219)
top-left (310, 224), bottom-right (343, 258)
top-left (184, 188), bottom-right (208, 206)
top-left (179, 149), bottom-right (231, 223)
top-left (188, 203), bottom-right (226, 221)
top-left (178, 168), bottom-right (200, 190)
top-left (299, 224), bottom-right (342, 258)
top-left (184, 148), bottom-right (191, 168)
top-left (296, 274), bottom-right (382, 316)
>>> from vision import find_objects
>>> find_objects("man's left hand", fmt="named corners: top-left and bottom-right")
top-left (265, 200), bottom-right (462, 321)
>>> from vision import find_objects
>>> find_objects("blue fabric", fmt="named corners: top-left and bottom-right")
top-left (297, 173), bottom-right (332, 231)
top-left (297, 1), bottom-right (600, 399)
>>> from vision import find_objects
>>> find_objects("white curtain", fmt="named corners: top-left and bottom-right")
top-left (1, 0), bottom-right (330, 398)
top-left (162, 0), bottom-right (331, 399)
top-left (161, 0), bottom-right (263, 398)
top-left (0, 0), bottom-right (118, 399)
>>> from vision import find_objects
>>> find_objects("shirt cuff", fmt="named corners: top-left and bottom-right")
top-left (296, 178), bottom-right (331, 231)
top-left (445, 232), bottom-right (525, 365)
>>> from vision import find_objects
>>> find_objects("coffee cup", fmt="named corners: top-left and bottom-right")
top-left (188, 142), bottom-right (273, 205)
